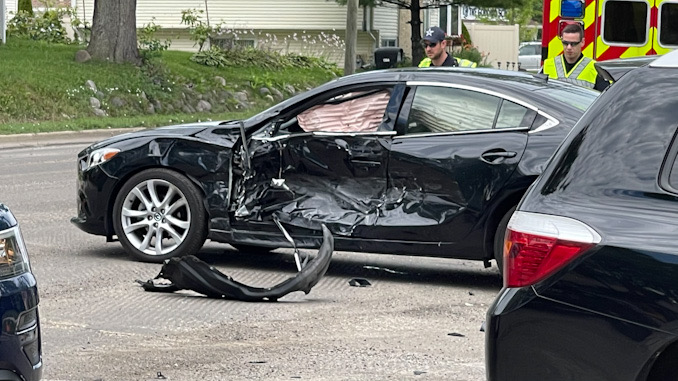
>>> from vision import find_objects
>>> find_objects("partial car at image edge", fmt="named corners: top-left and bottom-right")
top-left (0, 203), bottom-right (42, 381)
top-left (486, 50), bottom-right (678, 381)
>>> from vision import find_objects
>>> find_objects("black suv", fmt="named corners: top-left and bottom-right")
top-left (486, 51), bottom-right (678, 380)
top-left (0, 203), bottom-right (42, 381)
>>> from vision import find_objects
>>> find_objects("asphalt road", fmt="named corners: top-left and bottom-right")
top-left (0, 132), bottom-right (502, 381)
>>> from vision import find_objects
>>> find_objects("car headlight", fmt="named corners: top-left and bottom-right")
top-left (0, 226), bottom-right (31, 279)
top-left (80, 147), bottom-right (120, 171)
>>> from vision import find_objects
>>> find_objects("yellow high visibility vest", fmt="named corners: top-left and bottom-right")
top-left (542, 55), bottom-right (597, 88)
top-left (418, 57), bottom-right (477, 68)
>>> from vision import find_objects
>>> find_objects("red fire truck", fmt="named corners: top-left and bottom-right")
top-left (542, 0), bottom-right (678, 62)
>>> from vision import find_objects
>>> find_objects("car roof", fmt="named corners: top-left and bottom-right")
top-left (325, 67), bottom-right (585, 98)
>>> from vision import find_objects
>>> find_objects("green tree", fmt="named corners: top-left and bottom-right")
top-left (337, 0), bottom-right (525, 65)
top-left (18, 0), bottom-right (34, 16)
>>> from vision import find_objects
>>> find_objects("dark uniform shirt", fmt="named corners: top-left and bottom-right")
top-left (432, 54), bottom-right (458, 67)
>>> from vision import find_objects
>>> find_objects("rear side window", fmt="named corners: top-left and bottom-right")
top-left (496, 101), bottom-right (536, 129)
top-left (602, 0), bottom-right (649, 45)
top-left (659, 2), bottom-right (678, 47)
top-left (405, 86), bottom-right (536, 134)
top-left (406, 86), bottom-right (500, 133)
top-left (519, 44), bottom-right (539, 56)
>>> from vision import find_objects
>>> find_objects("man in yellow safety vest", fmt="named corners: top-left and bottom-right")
top-left (541, 23), bottom-right (610, 91)
top-left (418, 26), bottom-right (477, 68)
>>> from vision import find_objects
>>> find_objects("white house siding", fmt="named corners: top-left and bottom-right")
top-left (5, 0), bottom-right (16, 15)
top-left (74, 0), bottom-right (364, 30)
top-left (72, 0), bottom-right (389, 66)
top-left (373, 4), bottom-right (398, 46)
top-left (155, 28), bottom-right (377, 67)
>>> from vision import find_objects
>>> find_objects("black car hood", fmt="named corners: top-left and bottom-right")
top-left (88, 121), bottom-right (240, 151)
top-left (0, 203), bottom-right (18, 231)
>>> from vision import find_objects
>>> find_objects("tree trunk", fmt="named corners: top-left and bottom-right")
top-left (410, 1), bottom-right (424, 65)
top-left (87, 0), bottom-right (140, 64)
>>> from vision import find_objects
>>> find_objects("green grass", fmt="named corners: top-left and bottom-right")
top-left (0, 38), bottom-right (340, 134)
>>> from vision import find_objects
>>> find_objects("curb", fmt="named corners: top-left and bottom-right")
top-left (0, 128), bottom-right (147, 150)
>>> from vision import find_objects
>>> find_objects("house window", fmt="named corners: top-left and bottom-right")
top-left (602, 0), bottom-right (649, 45)
top-left (213, 38), bottom-right (256, 50)
top-left (659, 2), bottom-right (678, 46)
top-left (381, 39), bottom-right (397, 47)
top-left (439, 5), bottom-right (461, 36)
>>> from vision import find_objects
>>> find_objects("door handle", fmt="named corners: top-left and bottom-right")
top-left (480, 150), bottom-right (517, 163)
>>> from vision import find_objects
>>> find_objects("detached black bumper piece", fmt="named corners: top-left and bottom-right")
top-left (140, 225), bottom-right (333, 301)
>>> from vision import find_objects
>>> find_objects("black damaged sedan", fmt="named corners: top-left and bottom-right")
top-left (71, 68), bottom-right (598, 263)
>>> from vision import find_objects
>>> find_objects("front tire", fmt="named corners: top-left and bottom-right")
top-left (493, 206), bottom-right (516, 275)
top-left (113, 169), bottom-right (207, 263)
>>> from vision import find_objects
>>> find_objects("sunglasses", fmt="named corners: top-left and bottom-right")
top-left (423, 42), bottom-right (438, 48)
top-left (561, 39), bottom-right (582, 47)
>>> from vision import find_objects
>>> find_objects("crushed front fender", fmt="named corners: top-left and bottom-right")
top-left (139, 225), bottom-right (333, 301)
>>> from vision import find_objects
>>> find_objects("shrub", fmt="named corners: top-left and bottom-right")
top-left (455, 43), bottom-right (491, 67)
top-left (7, 9), bottom-right (69, 44)
top-left (181, 9), bottom-right (214, 52)
top-left (138, 18), bottom-right (171, 60)
top-left (190, 47), bottom-right (228, 67)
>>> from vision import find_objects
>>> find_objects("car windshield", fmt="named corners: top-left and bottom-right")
top-left (533, 81), bottom-right (600, 111)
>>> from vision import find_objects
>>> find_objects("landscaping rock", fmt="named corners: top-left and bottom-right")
top-left (95, 91), bottom-right (105, 99)
top-left (271, 87), bottom-right (284, 100)
top-left (92, 108), bottom-right (107, 117)
top-left (265, 94), bottom-right (275, 103)
top-left (259, 87), bottom-right (271, 96)
top-left (86, 80), bottom-right (97, 92)
top-left (89, 97), bottom-right (101, 109)
top-left (110, 97), bottom-right (126, 108)
top-left (235, 100), bottom-right (250, 110)
top-left (284, 84), bottom-right (296, 95)
top-left (215, 76), bottom-right (226, 86)
top-left (234, 91), bottom-right (249, 102)
top-left (75, 50), bottom-right (91, 63)
top-left (196, 100), bottom-right (212, 112)
top-left (146, 103), bottom-right (155, 114)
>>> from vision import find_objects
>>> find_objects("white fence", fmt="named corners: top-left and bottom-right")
top-left (466, 23), bottom-right (520, 69)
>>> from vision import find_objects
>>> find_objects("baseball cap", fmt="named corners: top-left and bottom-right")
top-left (423, 26), bottom-right (446, 43)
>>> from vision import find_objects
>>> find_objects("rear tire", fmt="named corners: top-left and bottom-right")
top-left (493, 206), bottom-right (516, 275)
top-left (113, 168), bottom-right (207, 263)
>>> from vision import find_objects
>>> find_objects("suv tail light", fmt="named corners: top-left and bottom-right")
top-left (504, 211), bottom-right (601, 287)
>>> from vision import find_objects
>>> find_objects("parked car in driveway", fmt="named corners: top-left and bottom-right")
top-left (0, 203), bottom-right (42, 381)
top-left (486, 50), bottom-right (678, 380)
top-left (71, 68), bottom-right (598, 265)
top-left (518, 41), bottom-right (541, 72)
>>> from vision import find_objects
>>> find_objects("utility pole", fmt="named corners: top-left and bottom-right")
top-left (344, 0), bottom-right (358, 75)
